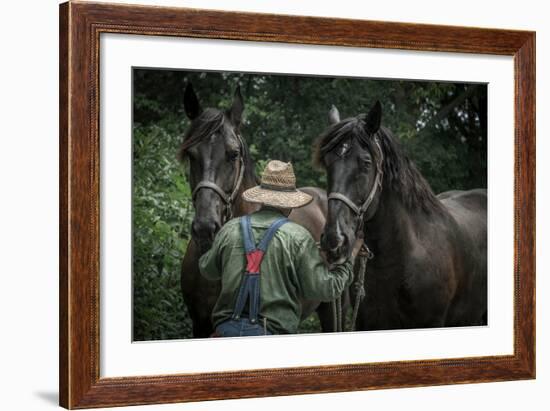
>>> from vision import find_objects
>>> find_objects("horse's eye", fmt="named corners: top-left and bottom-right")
top-left (360, 157), bottom-right (372, 167)
top-left (227, 151), bottom-right (240, 162)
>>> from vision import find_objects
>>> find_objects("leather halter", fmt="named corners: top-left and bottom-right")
top-left (327, 137), bottom-right (384, 232)
top-left (191, 131), bottom-right (245, 223)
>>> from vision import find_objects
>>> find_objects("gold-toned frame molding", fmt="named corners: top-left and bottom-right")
top-left (59, 1), bottom-right (535, 408)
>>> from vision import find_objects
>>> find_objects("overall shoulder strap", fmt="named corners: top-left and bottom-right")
top-left (257, 217), bottom-right (289, 252)
top-left (232, 217), bottom-right (288, 324)
top-left (240, 215), bottom-right (255, 253)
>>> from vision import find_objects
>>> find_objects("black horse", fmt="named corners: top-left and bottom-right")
top-left (179, 84), bottom-right (335, 337)
top-left (316, 102), bottom-right (487, 330)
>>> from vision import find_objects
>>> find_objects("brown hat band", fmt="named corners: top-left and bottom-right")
top-left (259, 183), bottom-right (298, 192)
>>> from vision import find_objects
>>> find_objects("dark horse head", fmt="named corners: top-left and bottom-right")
top-left (315, 102), bottom-right (384, 264)
top-left (315, 102), bottom-right (443, 264)
top-left (179, 83), bottom-right (254, 253)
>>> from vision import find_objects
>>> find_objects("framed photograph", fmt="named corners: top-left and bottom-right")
top-left (59, 1), bottom-right (535, 408)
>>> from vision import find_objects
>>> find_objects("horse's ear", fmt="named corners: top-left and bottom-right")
top-left (228, 85), bottom-right (244, 128)
top-left (328, 105), bottom-right (341, 125)
top-left (184, 83), bottom-right (202, 120)
top-left (364, 100), bottom-right (382, 135)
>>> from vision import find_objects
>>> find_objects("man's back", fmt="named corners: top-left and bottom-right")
top-left (199, 208), bottom-right (352, 335)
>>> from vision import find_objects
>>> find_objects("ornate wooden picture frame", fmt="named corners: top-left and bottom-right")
top-left (59, 1), bottom-right (535, 408)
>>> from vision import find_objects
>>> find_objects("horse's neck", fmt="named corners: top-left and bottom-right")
top-left (363, 190), bottom-right (416, 260)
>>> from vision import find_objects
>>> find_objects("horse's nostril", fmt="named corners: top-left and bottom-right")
top-left (191, 221), bottom-right (200, 239)
top-left (326, 232), bottom-right (345, 251)
top-left (192, 219), bottom-right (219, 241)
top-left (321, 232), bottom-right (341, 251)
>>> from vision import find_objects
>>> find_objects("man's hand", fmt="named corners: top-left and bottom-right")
top-left (316, 241), bottom-right (330, 266)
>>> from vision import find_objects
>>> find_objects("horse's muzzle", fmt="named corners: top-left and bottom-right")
top-left (192, 218), bottom-right (221, 253)
top-left (320, 232), bottom-right (349, 265)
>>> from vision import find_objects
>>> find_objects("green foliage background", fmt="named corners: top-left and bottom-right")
top-left (132, 69), bottom-right (487, 341)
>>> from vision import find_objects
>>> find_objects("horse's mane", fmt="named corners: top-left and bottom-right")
top-left (178, 108), bottom-right (258, 185)
top-left (313, 115), bottom-right (444, 214)
top-left (178, 108), bottom-right (225, 161)
top-left (239, 140), bottom-right (259, 185)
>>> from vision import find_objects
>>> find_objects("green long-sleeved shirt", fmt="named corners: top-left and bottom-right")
top-left (198, 209), bottom-right (353, 334)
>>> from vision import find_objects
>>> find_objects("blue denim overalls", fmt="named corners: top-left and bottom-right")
top-left (215, 215), bottom-right (288, 337)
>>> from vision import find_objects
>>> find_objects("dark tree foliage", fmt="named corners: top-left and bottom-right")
top-left (132, 68), bottom-right (487, 341)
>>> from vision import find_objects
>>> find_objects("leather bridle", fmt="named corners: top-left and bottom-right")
top-left (191, 131), bottom-right (246, 224)
top-left (327, 137), bottom-right (384, 233)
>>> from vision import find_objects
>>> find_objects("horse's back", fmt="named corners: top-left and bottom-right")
top-left (439, 188), bottom-right (487, 209)
top-left (439, 188), bottom-right (487, 325)
top-left (439, 188), bottom-right (487, 241)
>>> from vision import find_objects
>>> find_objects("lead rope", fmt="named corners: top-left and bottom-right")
top-left (348, 243), bottom-right (373, 331)
top-left (331, 244), bottom-right (372, 333)
top-left (331, 297), bottom-right (338, 332)
top-left (331, 296), bottom-right (343, 332)
top-left (337, 296), bottom-right (343, 332)
top-left (324, 241), bottom-right (372, 333)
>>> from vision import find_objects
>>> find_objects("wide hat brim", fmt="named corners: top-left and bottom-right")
top-left (242, 185), bottom-right (313, 209)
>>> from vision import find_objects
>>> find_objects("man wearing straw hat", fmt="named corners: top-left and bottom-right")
top-left (199, 160), bottom-right (354, 337)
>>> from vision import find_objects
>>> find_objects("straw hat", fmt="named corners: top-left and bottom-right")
top-left (242, 160), bottom-right (313, 209)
